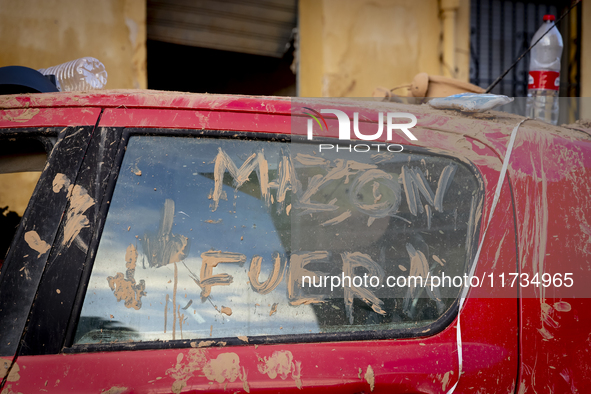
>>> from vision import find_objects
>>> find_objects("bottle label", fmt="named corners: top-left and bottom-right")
top-left (528, 71), bottom-right (560, 91)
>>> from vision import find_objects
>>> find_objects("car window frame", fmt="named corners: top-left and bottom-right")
top-left (61, 127), bottom-right (485, 354)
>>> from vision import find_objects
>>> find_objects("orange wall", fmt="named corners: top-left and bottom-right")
top-left (0, 0), bottom-right (147, 89)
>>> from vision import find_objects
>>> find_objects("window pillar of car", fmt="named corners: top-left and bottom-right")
top-left (0, 126), bottom-right (94, 358)
top-left (20, 127), bottom-right (124, 356)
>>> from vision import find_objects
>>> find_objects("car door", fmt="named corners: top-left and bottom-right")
top-left (7, 102), bottom-right (519, 393)
top-left (507, 121), bottom-right (591, 393)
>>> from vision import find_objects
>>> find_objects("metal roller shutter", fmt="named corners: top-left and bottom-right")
top-left (147, 0), bottom-right (297, 58)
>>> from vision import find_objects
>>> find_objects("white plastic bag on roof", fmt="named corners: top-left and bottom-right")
top-left (428, 93), bottom-right (513, 113)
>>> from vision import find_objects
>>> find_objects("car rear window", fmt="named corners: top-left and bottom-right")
top-left (74, 134), bottom-right (481, 345)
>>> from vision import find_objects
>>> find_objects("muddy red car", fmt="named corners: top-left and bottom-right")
top-left (0, 91), bottom-right (590, 393)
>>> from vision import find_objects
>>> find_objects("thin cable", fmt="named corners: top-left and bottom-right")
top-left (485, 0), bottom-right (581, 93)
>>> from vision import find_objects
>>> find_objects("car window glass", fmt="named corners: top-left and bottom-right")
top-left (75, 135), bottom-right (481, 345)
top-left (0, 137), bottom-right (49, 269)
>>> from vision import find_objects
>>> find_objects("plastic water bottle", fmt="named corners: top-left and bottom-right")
top-left (525, 15), bottom-right (563, 125)
top-left (38, 57), bottom-right (107, 92)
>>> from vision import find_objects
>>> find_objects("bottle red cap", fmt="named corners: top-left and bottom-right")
top-left (543, 14), bottom-right (556, 21)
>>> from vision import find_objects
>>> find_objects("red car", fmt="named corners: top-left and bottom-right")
top-left (0, 90), bottom-right (590, 393)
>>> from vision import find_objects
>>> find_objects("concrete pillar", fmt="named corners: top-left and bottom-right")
top-left (298, 0), bottom-right (325, 97)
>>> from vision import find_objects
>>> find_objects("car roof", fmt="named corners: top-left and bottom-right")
top-left (1, 89), bottom-right (589, 153)
top-left (0, 89), bottom-right (292, 114)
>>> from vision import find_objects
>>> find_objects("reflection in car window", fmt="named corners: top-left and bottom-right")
top-left (0, 137), bottom-right (48, 269)
top-left (75, 136), bottom-right (480, 344)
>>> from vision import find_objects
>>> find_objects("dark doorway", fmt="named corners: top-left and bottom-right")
top-left (147, 40), bottom-right (296, 96)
